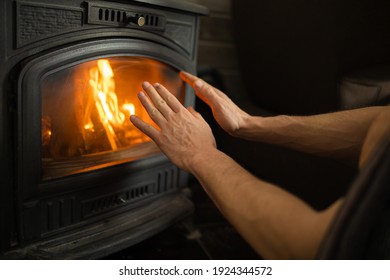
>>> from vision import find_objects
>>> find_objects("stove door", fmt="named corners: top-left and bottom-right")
top-left (18, 39), bottom-right (194, 193)
top-left (41, 57), bottom-right (184, 180)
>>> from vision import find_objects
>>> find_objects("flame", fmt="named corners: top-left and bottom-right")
top-left (122, 103), bottom-right (135, 116)
top-left (87, 59), bottom-right (135, 150)
top-left (98, 59), bottom-right (114, 78)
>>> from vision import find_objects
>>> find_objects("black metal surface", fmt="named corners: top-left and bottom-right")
top-left (118, 0), bottom-right (208, 15)
top-left (87, 1), bottom-right (167, 30)
top-left (0, 0), bottom-right (205, 258)
top-left (2, 192), bottom-right (193, 259)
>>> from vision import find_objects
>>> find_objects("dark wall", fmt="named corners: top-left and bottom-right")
top-left (232, 0), bottom-right (390, 114)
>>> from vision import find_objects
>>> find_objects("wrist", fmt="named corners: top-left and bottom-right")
top-left (184, 148), bottom-right (222, 174)
top-left (235, 115), bottom-right (259, 138)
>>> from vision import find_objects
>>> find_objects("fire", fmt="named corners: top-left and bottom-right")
top-left (41, 56), bottom-right (181, 165)
top-left (87, 59), bottom-right (135, 150)
top-left (122, 103), bottom-right (135, 116)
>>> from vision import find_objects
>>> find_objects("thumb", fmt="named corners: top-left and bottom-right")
top-left (180, 71), bottom-right (217, 107)
top-left (193, 80), bottom-right (219, 109)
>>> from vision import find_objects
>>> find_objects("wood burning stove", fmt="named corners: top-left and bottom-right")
top-left (0, 0), bottom-right (207, 259)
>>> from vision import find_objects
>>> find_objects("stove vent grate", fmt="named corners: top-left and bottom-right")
top-left (87, 2), bottom-right (165, 30)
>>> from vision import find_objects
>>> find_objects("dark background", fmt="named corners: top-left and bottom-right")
top-left (109, 0), bottom-right (390, 259)
top-left (188, 0), bottom-right (390, 211)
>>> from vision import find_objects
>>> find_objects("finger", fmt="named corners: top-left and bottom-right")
top-left (130, 115), bottom-right (160, 142)
top-left (179, 71), bottom-right (198, 86)
top-left (187, 106), bottom-right (203, 120)
top-left (193, 80), bottom-right (219, 108)
top-left (142, 81), bottom-right (171, 118)
top-left (179, 71), bottom-right (219, 106)
top-left (137, 91), bottom-right (165, 126)
top-left (153, 83), bottom-right (183, 113)
top-left (180, 71), bottom-right (215, 93)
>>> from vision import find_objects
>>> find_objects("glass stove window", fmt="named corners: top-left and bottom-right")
top-left (41, 57), bottom-right (185, 180)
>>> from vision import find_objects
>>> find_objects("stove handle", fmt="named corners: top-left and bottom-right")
top-left (127, 15), bottom-right (145, 27)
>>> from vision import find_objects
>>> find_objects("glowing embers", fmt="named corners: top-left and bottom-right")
top-left (41, 57), bottom-right (184, 179)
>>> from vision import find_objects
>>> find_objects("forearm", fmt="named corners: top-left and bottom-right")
top-left (237, 106), bottom-right (385, 161)
top-left (189, 149), bottom-right (339, 259)
top-left (132, 79), bottom-right (342, 259)
top-left (180, 71), bottom-right (383, 161)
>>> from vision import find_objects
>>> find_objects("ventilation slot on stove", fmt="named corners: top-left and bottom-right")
top-left (87, 3), bottom-right (166, 30)
top-left (157, 168), bottom-right (178, 194)
top-left (98, 8), bottom-right (127, 23)
top-left (41, 197), bottom-right (77, 234)
top-left (82, 183), bottom-right (155, 218)
top-left (134, 13), bottom-right (160, 27)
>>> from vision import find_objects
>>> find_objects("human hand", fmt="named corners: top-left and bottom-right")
top-left (180, 71), bottom-right (250, 136)
top-left (130, 81), bottom-right (216, 172)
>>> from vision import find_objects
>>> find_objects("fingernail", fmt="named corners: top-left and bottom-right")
top-left (154, 83), bottom-right (160, 88)
top-left (130, 115), bottom-right (136, 122)
top-left (194, 80), bottom-right (204, 89)
top-left (142, 81), bottom-right (151, 88)
top-left (138, 91), bottom-right (145, 98)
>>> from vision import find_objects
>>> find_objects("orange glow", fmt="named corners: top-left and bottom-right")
top-left (41, 56), bottom-right (185, 178)
top-left (122, 103), bottom-right (135, 116)
top-left (40, 56), bottom-right (186, 179)
top-left (87, 59), bottom-right (136, 150)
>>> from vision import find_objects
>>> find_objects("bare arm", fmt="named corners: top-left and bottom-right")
top-left (130, 80), bottom-right (341, 259)
top-left (180, 71), bottom-right (384, 162)
top-left (189, 148), bottom-right (341, 259)
top-left (241, 109), bottom-right (384, 161)
top-left (129, 75), bottom-right (389, 259)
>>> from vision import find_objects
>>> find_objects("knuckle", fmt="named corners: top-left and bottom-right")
top-left (150, 108), bottom-right (158, 117)
top-left (205, 84), bottom-right (214, 95)
top-left (145, 123), bottom-right (153, 132)
top-left (143, 123), bottom-right (155, 135)
top-left (166, 95), bottom-right (174, 103)
top-left (213, 102), bottom-right (223, 111)
top-left (166, 110), bottom-right (175, 120)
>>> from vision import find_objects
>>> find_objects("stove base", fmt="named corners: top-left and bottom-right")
top-left (3, 191), bottom-right (193, 259)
